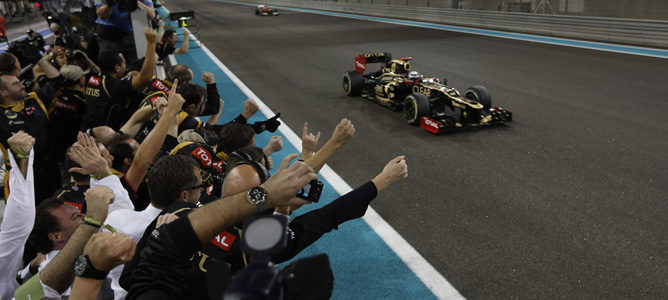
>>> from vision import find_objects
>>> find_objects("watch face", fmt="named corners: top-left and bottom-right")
top-left (249, 187), bottom-right (266, 203)
top-left (73, 255), bottom-right (88, 276)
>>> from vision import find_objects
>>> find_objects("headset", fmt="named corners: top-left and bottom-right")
top-left (229, 151), bottom-right (270, 183)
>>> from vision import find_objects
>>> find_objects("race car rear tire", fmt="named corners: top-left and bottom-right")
top-left (465, 85), bottom-right (492, 109)
top-left (343, 71), bottom-right (363, 96)
top-left (403, 93), bottom-right (430, 125)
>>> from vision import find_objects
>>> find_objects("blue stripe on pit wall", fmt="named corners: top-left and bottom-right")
top-left (171, 29), bottom-right (437, 299)
top-left (219, 0), bottom-right (668, 59)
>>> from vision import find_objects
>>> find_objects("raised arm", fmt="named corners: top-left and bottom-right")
top-left (371, 156), bottom-right (408, 192)
top-left (131, 28), bottom-right (158, 90)
top-left (0, 132), bottom-right (36, 281)
top-left (173, 30), bottom-right (189, 54)
top-left (69, 232), bottom-right (136, 300)
top-left (74, 50), bottom-right (101, 74)
top-left (69, 132), bottom-right (133, 212)
top-left (205, 99), bottom-right (224, 125)
top-left (299, 122), bottom-right (321, 161)
top-left (36, 53), bottom-right (60, 79)
top-left (125, 80), bottom-right (184, 189)
top-left (119, 102), bottom-right (162, 137)
top-left (305, 118), bottom-right (354, 173)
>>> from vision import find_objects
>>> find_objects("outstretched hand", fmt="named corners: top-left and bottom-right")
top-left (68, 132), bottom-right (112, 179)
top-left (84, 232), bottom-right (136, 272)
top-left (301, 122), bottom-right (321, 160)
top-left (330, 118), bottom-right (355, 147)
top-left (84, 186), bottom-right (115, 222)
top-left (372, 156), bottom-right (408, 192)
top-left (7, 130), bottom-right (35, 158)
top-left (242, 99), bottom-right (259, 120)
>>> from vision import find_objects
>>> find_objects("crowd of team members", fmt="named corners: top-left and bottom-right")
top-left (0, 2), bottom-right (409, 299)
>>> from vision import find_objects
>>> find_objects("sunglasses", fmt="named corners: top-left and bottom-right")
top-left (184, 182), bottom-right (208, 192)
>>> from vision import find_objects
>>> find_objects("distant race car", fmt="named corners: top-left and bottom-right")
top-left (255, 5), bottom-right (279, 16)
top-left (342, 52), bottom-right (512, 133)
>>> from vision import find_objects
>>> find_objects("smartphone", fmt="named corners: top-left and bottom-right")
top-left (296, 179), bottom-right (324, 202)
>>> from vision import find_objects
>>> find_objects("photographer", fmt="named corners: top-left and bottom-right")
top-left (95, 0), bottom-right (155, 63)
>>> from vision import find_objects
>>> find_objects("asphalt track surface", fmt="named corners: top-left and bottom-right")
top-left (167, 1), bottom-right (668, 298)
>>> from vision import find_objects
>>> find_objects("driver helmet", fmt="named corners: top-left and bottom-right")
top-left (408, 71), bottom-right (420, 80)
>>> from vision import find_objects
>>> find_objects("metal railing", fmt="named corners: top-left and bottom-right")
top-left (244, 0), bottom-right (668, 48)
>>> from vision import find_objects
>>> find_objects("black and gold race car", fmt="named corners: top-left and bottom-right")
top-left (342, 52), bottom-right (512, 133)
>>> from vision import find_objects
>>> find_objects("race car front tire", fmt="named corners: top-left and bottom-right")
top-left (404, 93), bottom-right (430, 125)
top-left (343, 71), bottom-right (363, 96)
top-left (465, 85), bottom-right (492, 109)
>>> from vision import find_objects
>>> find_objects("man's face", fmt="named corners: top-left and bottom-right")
top-left (186, 69), bottom-right (194, 84)
top-left (168, 32), bottom-right (178, 46)
top-left (11, 54), bottom-right (20, 76)
top-left (0, 75), bottom-right (26, 103)
top-left (49, 203), bottom-right (84, 249)
top-left (98, 143), bottom-right (114, 168)
top-left (117, 53), bottom-right (127, 75)
top-left (185, 167), bottom-right (203, 204)
top-left (55, 53), bottom-right (68, 67)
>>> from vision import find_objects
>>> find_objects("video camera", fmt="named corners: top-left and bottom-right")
top-left (8, 30), bottom-right (44, 68)
top-left (106, 0), bottom-right (138, 12)
top-left (224, 215), bottom-right (334, 300)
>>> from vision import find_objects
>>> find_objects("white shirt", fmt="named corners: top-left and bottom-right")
top-left (105, 203), bottom-right (163, 300)
top-left (0, 151), bottom-right (34, 300)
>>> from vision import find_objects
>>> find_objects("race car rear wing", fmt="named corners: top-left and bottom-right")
top-left (355, 52), bottom-right (392, 74)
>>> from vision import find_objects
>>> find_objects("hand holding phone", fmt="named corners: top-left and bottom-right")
top-left (296, 179), bottom-right (323, 202)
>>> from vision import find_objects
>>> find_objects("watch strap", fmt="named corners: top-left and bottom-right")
top-left (83, 216), bottom-right (117, 233)
top-left (74, 255), bottom-right (109, 280)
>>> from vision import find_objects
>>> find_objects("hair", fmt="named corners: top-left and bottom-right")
top-left (108, 134), bottom-right (135, 171)
top-left (97, 51), bottom-right (123, 74)
top-left (179, 83), bottom-right (206, 108)
top-left (0, 75), bottom-right (6, 91)
top-left (0, 53), bottom-right (18, 75)
top-left (224, 146), bottom-right (265, 173)
top-left (162, 29), bottom-right (176, 42)
top-left (166, 64), bottom-right (193, 83)
top-left (217, 123), bottom-right (255, 155)
top-left (29, 197), bottom-right (65, 254)
top-left (147, 155), bottom-right (199, 208)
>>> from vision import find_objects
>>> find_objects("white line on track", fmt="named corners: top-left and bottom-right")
top-left (184, 29), bottom-right (464, 300)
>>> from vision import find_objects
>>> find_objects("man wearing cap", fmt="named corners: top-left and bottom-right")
top-left (47, 64), bottom-right (89, 162)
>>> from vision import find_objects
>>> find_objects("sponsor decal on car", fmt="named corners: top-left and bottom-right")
top-left (420, 116), bottom-right (440, 134)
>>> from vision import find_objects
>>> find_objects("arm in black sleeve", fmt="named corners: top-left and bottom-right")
top-left (200, 83), bottom-right (220, 116)
top-left (36, 75), bottom-right (65, 103)
top-left (272, 181), bottom-right (378, 263)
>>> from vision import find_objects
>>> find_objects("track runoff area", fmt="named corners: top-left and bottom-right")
top-left (164, 2), bottom-right (668, 298)
top-left (166, 24), bottom-right (459, 300)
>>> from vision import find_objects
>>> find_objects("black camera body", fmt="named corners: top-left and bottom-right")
top-left (296, 179), bottom-right (324, 202)
top-left (8, 30), bottom-right (44, 67)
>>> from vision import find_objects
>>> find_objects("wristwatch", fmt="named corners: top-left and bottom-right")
top-left (248, 186), bottom-right (267, 212)
top-left (73, 255), bottom-right (108, 280)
